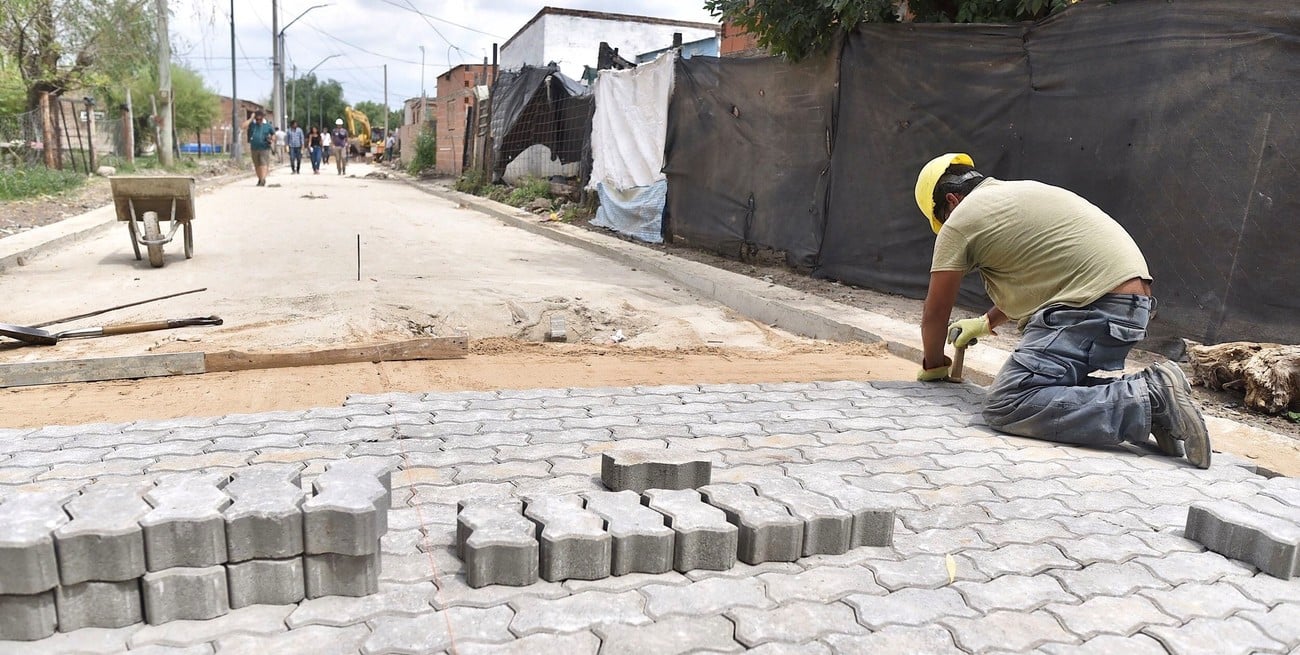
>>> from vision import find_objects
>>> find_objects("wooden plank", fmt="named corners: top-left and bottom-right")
top-left (204, 337), bottom-right (468, 373)
top-left (0, 352), bottom-right (206, 388)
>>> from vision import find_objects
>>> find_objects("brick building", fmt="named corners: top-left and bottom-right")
top-left (430, 63), bottom-right (496, 176)
top-left (719, 21), bottom-right (762, 57)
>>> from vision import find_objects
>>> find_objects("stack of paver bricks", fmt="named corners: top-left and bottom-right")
top-left (1185, 475), bottom-right (1300, 579)
top-left (456, 450), bottom-right (898, 588)
top-left (0, 458), bottom-right (394, 641)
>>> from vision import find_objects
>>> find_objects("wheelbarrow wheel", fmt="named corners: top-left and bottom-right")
top-left (143, 211), bottom-right (165, 268)
top-left (127, 216), bottom-right (142, 260)
top-left (183, 220), bottom-right (193, 259)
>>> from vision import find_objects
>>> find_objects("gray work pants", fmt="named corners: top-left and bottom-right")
top-left (983, 294), bottom-right (1155, 446)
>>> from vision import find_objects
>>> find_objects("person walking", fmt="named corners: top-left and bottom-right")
top-left (385, 132), bottom-right (396, 163)
top-left (308, 126), bottom-right (323, 174)
top-left (913, 153), bottom-right (1211, 468)
top-left (331, 118), bottom-right (349, 175)
top-left (242, 109), bottom-right (275, 186)
top-left (286, 121), bottom-right (305, 174)
top-left (274, 125), bottom-right (287, 163)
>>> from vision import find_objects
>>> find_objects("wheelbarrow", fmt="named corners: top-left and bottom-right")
top-left (109, 175), bottom-right (197, 268)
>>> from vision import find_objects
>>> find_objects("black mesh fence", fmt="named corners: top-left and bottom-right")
top-left (489, 65), bottom-right (594, 187)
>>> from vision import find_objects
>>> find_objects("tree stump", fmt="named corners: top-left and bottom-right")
top-left (1187, 342), bottom-right (1300, 414)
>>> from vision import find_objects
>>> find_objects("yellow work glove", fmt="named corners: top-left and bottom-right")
top-left (916, 356), bottom-right (951, 382)
top-left (948, 315), bottom-right (992, 348)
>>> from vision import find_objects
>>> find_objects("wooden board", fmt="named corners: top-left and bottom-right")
top-left (0, 352), bottom-right (206, 388)
top-left (204, 337), bottom-right (468, 372)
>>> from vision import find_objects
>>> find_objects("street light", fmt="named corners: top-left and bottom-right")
top-left (301, 54), bottom-right (339, 129)
top-left (277, 3), bottom-right (330, 127)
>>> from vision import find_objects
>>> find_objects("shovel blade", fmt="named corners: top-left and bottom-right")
top-left (0, 323), bottom-right (59, 345)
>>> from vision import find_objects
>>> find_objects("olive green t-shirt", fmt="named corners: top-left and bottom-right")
top-left (930, 178), bottom-right (1151, 322)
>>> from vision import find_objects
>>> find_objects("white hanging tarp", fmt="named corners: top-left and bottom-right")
top-left (587, 53), bottom-right (675, 191)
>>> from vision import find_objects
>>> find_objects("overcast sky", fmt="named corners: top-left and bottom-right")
top-left (171, 0), bottom-right (717, 113)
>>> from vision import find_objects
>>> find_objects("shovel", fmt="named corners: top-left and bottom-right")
top-left (0, 316), bottom-right (223, 346)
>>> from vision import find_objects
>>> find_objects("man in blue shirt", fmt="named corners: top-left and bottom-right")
top-left (243, 110), bottom-right (275, 186)
top-left (285, 120), bottom-right (305, 174)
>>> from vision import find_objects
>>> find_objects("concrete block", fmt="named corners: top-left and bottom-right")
top-left (142, 565), bottom-right (230, 624)
top-left (227, 557), bottom-right (305, 608)
top-left (457, 498), bottom-right (538, 588)
top-left (749, 477), bottom-right (853, 556)
top-left (1185, 501), bottom-right (1300, 579)
top-left (581, 490), bottom-right (674, 575)
top-left (304, 552), bottom-right (381, 598)
top-left (54, 482), bottom-right (151, 584)
top-left (601, 450), bottom-right (712, 493)
top-left (523, 495), bottom-right (612, 582)
top-left (698, 483), bottom-right (803, 564)
top-left (0, 591), bottom-right (57, 641)
top-left (54, 579), bottom-right (143, 631)
top-left (141, 473), bottom-right (232, 571)
top-left (803, 479), bottom-right (897, 548)
top-left (224, 464), bottom-right (306, 562)
top-left (546, 315), bottom-right (567, 342)
top-left (303, 458), bottom-right (397, 556)
top-left (642, 488), bottom-right (738, 572)
top-left (0, 491), bottom-right (72, 595)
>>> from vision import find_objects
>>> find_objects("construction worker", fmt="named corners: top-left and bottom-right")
top-left (331, 118), bottom-right (349, 175)
top-left (913, 153), bottom-right (1211, 468)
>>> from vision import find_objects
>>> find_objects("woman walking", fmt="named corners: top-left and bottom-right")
top-left (308, 126), bottom-right (323, 174)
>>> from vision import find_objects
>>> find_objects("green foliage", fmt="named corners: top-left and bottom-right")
top-left (1287, 411), bottom-right (1300, 424)
top-left (285, 74), bottom-right (347, 132)
top-left (169, 65), bottom-right (219, 136)
top-left (484, 185), bottom-right (511, 203)
top-left (0, 56), bottom-right (25, 115)
top-left (352, 100), bottom-right (396, 133)
top-left (406, 125), bottom-right (436, 174)
top-left (908, 0), bottom-right (1074, 23)
top-left (0, 165), bottom-right (84, 200)
top-left (454, 168), bottom-right (487, 195)
top-left (704, 0), bottom-right (900, 61)
top-left (505, 177), bottom-right (552, 207)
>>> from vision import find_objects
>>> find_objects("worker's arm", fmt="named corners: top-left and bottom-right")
top-left (921, 270), bottom-right (964, 370)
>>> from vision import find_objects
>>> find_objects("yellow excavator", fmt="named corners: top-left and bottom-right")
top-left (343, 106), bottom-right (385, 161)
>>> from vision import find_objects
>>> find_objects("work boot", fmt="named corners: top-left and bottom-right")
top-left (1145, 361), bottom-right (1211, 468)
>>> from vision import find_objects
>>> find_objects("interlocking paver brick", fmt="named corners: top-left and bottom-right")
top-left (844, 472), bottom-right (930, 494)
top-left (954, 574), bottom-right (1077, 612)
top-left (227, 557), bottom-right (305, 607)
top-left (595, 614), bottom-right (742, 654)
top-left (456, 460), bottom-right (552, 483)
top-left (1139, 581), bottom-right (1267, 620)
top-left (0, 590), bottom-right (57, 640)
top-left (892, 526), bottom-right (991, 557)
top-left (223, 465), bottom-right (305, 562)
top-left (51, 482), bottom-right (150, 585)
top-left (1133, 551), bottom-right (1255, 585)
top-left (1229, 571), bottom-right (1300, 606)
top-left (1048, 533), bottom-right (1161, 566)
top-left (1049, 561), bottom-right (1169, 597)
top-left (362, 606), bottom-right (513, 654)
top-left (1185, 500), bottom-right (1300, 579)
top-left (698, 483), bottom-right (802, 564)
top-left (759, 565), bottom-right (883, 603)
top-left (304, 552), bottom-right (380, 598)
top-left (721, 447), bottom-right (807, 467)
top-left (964, 543), bottom-right (1078, 578)
top-left (513, 474), bottom-right (602, 497)
top-left (149, 452), bottom-right (252, 472)
top-left (509, 590), bottom-right (650, 635)
top-left (899, 504), bottom-right (996, 532)
top-left (728, 600), bottom-right (866, 646)
top-left (640, 576), bottom-right (771, 618)
top-left (1039, 634), bottom-right (1170, 655)
top-left (454, 631), bottom-right (600, 655)
top-left (1238, 603), bottom-right (1300, 649)
top-left (140, 473), bottom-right (231, 571)
top-left (126, 604), bottom-right (292, 648)
top-left (1044, 595), bottom-right (1178, 640)
top-left (561, 570), bottom-right (689, 594)
top-left (303, 458), bottom-right (396, 557)
top-left (496, 442), bottom-right (587, 462)
top-left (109, 441), bottom-right (210, 459)
top-left (213, 623), bottom-right (370, 655)
top-left (53, 579), bottom-right (143, 631)
top-left (581, 491), bottom-right (673, 575)
top-left (0, 491), bottom-right (72, 594)
top-left (456, 498), bottom-right (538, 588)
top-left (748, 477), bottom-right (852, 556)
top-left (142, 565), bottom-right (229, 624)
top-left (642, 489), bottom-right (738, 572)
top-left (523, 494), bottom-right (611, 582)
top-left (972, 518), bottom-right (1078, 547)
top-left (823, 626), bottom-right (964, 655)
top-left (845, 588), bottom-right (978, 629)
top-left (600, 450), bottom-right (712, 493)
top-left (1144, 616), bottom-right (1286, 655)
top-left (941, 609), bottom-right (1079, 653)
top-left (866, 553), bottom-right (985, 590)
top-left (288, 581), bottom-right (435, 628)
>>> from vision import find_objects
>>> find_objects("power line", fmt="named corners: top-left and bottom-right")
top-left (371, 0), bottom-right (506, 39)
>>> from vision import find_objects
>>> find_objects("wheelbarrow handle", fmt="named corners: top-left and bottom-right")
top-left (99, 316), bottom-right (224, 336)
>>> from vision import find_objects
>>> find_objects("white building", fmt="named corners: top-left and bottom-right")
top-left (500, 7), bottom-right (719, 82)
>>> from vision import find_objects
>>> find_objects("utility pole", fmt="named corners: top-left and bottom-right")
top-left (383, 64), bottom-right (389, 139)
top-left (271, 0), bottom-right (280, 131)
top-left (291, 64), bottom-right (297, 123)
top-left (230, 0), bottom-right (240, 161)
top-left (123, 89), bottom-right (135, 166)
top-left (156, 0), bottom-right (174, 167)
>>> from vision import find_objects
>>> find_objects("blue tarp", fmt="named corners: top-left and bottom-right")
top-left (592, 180), bottom-right (667, 244)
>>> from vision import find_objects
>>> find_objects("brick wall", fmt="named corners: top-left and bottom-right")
top-left (431, 63), bottom-right (496, 176)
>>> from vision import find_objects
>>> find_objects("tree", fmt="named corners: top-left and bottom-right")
top-left (284, 72), bottom-right (345, 131)
top-left (0, 0), bottom-right (156, 111)
top-left (352, 100), bottom-right (396, 133)
top-left (0, 54), bottom-right (25, 114)
top-left (705, 0), bottom-right (1076, 61)
top-left (170, 64), bottom-right (217, 149)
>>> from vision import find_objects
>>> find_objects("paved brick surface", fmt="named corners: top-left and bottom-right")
top-left (1, 380), bottom-right (1298, 653)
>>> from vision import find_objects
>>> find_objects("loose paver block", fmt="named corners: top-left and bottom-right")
top-left (54, 579), bottom-right (143, 631)
top-left (0, 491), bottom-right (72, 595)
top-left (802, 478), bottom-right (897, 547)
top-left (141, 473), bottom-right (232, 571)
top-left (304, 552), bottom-right (381, 598)
top-left (523, 495), bottom-right (612, 582)
top-left (54, 482), bottom-right (152, 585)
top-left (639, 488), bottom-right (737, 573)
top-left (600, 450), bottom-right (711, 493)
top-left (224, 464), bottom-right (306, 562)
top-left (546, 315), bottom-right (567, 342)
top-left (142, 565), bottom-right (230, 624)
top-left (581, 490), bottom-right (674, 575)
top-left (1185, 500), bottom-right (1300, 579)
top-left (749, 477), bottom-right (852, 556)
top-left (457, 498), bottom-right (539, 588)
top-left (698, 483), bottom-right (802, 564)
top-left (303, 459), bottom-right (396, 556)
top-left (0, 591), bottom-right (57, 641)
top-left (227, 557), bottom-right (306, 607)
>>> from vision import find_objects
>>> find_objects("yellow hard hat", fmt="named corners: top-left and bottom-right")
top-left (915, 153), bottom-right (974, 234)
